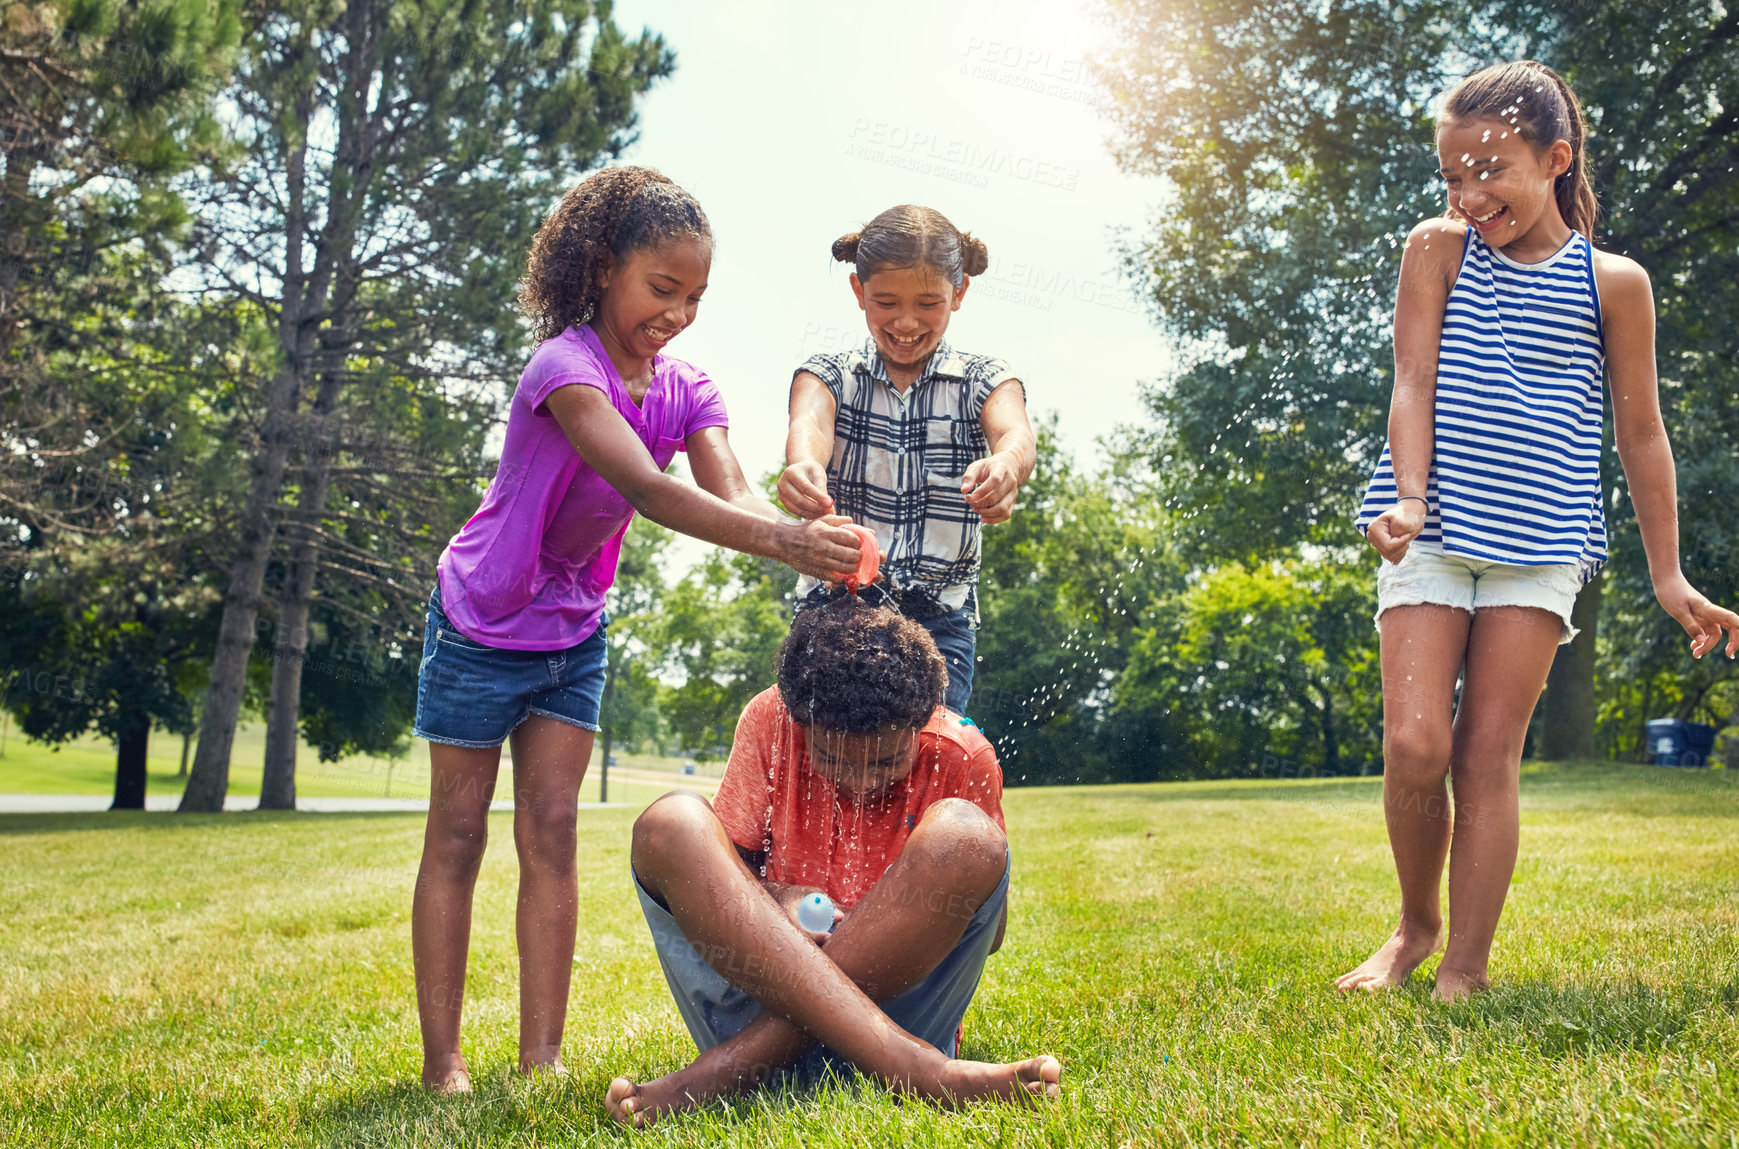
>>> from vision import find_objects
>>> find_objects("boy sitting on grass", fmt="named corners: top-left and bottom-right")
top-left (605, 594), bottom-right (1061, 1125)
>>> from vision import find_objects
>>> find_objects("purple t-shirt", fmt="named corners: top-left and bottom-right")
top-left (436, 324), bottom-right (729, 650)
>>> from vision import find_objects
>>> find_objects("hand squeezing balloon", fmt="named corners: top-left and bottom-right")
top-left (832, 523), bottom-right (880, 591)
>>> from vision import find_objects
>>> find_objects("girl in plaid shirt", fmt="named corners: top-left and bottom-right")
top-left (779, 206), bottom-right (1037, 715)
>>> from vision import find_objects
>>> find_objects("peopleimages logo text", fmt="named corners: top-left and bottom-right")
top-left (846, 120), bottom-right (1080, 191)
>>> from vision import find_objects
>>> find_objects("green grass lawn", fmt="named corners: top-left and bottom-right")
top-left (0, 719), bottom-right (706, 806)
top-left (1, 760), bottom-right (1735, 1146)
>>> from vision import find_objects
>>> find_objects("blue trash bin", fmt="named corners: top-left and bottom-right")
top-left (1644, 719), bottom-right (1716, 767)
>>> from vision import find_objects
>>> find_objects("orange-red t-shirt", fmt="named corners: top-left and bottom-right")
top-left (711, 687), bottom-right (1006, 911)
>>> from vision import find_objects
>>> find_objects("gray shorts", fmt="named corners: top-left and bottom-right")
top-left (632, 856), bottom-right (1010, 1075)
top-left (1375, 540), bottom-right (1583, 645)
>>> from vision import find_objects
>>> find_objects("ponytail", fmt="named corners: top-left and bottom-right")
top-left (1533, 64), bottom-right (1598, 240)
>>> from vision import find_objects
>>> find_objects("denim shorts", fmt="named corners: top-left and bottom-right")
top-left (633, 855), bottom-right (1009, 1074)
top-left (1375, 541), bottom-right (1584, 645)
top-left (412, 585), bottom-right (608, 748)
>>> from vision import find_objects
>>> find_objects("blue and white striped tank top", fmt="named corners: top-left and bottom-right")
top-left (1356, 226), bottom-right (1607, 584)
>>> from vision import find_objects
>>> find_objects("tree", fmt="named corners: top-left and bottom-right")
top-left (3, 0), bottom-right (241, 553)
top-left (0, 541), bottom-right (216, 808)
top-left (657, 547), bottom-right (794, 760)
top-left (291, 596), bottom-right (419, 766)
top-left (1545, 1), bottom-right (1739, 757)
top-left (178, 0), bottom-right (676, 811)
top-left (974, 418), bottom-right (1183, 784)
top-left (974, 420), bottom-right (1381, 783)
top-left (1114, 556), bottom-right (1383, 779)
top-left (1098, 0), bottom-right (1456, 561)
top-left (0, 220), bottom-right (263, 802)
top-left (254, 348), bottom-right (496, 807)
top-left (1, 0), bottom-right (239, 364)
top-left (1097, 0), bottom-right (1739, 760)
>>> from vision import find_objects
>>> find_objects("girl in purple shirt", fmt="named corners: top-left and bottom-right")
top-left (411, 167), bottom-right (861, 1093)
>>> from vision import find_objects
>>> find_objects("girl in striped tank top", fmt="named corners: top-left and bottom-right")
top-left (1339, 62), bottom-right (1739, 1002)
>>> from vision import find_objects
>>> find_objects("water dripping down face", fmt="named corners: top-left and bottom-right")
top-left (803, 723), bottom-right (920, 802)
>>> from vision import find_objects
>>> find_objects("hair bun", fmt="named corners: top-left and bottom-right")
top-left (832, 232), bottom-right (862, 263)
top-left (958, 232), bottom-right (989, 277)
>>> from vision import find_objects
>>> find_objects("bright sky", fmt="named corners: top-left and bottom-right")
top-left (607, 0), bottom-right (1169, 570)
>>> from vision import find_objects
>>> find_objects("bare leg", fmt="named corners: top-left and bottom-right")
top-left (508, 716), bottom-right (592, 1072)
top-left (412, 743), bottom-right (502, 1091)
top-left (1337, 604), bottom-right (1470, 992)
top-left (606, 794), bottom-right (1060, 1126)
top-left (1435, 605), bottom-right (1559, 1001)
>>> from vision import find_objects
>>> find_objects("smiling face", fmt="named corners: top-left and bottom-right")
top-left (804, 723), bottom-right (921, 801)
top-left (592, 237), bottom-right (711, 364)
top-left (1437, 116), bottom-right (1573, 258)
top-left (850, 264), bottom-right (967, 371)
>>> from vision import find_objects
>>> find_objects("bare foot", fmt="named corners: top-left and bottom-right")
top-left (605, 1077), bottom-right (647, 1128)
top-left (422, 1058), bottom-right (473, 1094)
top-left (1335, 923), bottom-right (1441, 992)
top-left (606, 1075), bottom-right (700, 1128)
top-left (1431, 964), bottom-right (1490, 1002)
top-left (935, 1054), bottom-right (1063, 1105)
top-left (604, 1054), bottom-right (1061, 1124)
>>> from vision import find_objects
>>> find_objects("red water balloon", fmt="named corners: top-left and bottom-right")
top-left (835, 523), bottom-right (880, 591)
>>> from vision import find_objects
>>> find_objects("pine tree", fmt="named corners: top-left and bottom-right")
top-left (177, 0), bottom-right (674, 811)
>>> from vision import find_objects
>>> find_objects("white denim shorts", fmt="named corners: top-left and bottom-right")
top-left (1375, 541), bottom-right (1584, 645)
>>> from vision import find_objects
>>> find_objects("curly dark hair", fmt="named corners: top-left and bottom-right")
top-left (831, 204), bottom-right (989, 288)
top-left (776, 595), bottom-right (947, 735)
top-left (518, 166), bottom-right (712, 343)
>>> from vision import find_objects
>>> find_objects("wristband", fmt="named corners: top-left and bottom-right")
top-left (1398, 495), bottom-right (1428, 509)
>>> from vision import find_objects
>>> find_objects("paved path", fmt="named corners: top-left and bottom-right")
top-left (0, 794), bottom-right (632, 814)
top-left (0, 765), bottom-right (720, 813)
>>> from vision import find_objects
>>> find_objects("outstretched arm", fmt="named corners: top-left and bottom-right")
top-left (962, 379), bottom-right (1036, 525)
top-left (541, 384), bottom-right (860, 579)
top-left (685, 425), bottom-right (783, 521)
top-left (1602, 254), bottom-right (1739, 658)
top-left (779, 371), bottom-right (840, 518)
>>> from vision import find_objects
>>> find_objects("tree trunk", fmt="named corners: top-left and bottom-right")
top-left (1318, 686), bottom-right (1340, 777)
top-left (1719, 701), bottom-right (1739, 769)
top-left (1636, 677), bottom-right (1654, 763)
top-left (111, 711), bottom-right (150, 810)
top-left (599, 728), bottom-right (612, 804)
top-left (1540, 572), bottom-right (1602, 762)
top-left (601, 653), bottom-right (622, 796)
top-left (0, 147), bottom-right (44, 359)
top-left (260, 374), bottom-right (344, 810)
top-left (179, 728), bottom-right (192, 776)
top-left (257, 546), bottom-right (311, 810)
top-left (179, 59), bottom-right (330, 814)
top-left (177, 366), bottom-right (304, 812)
